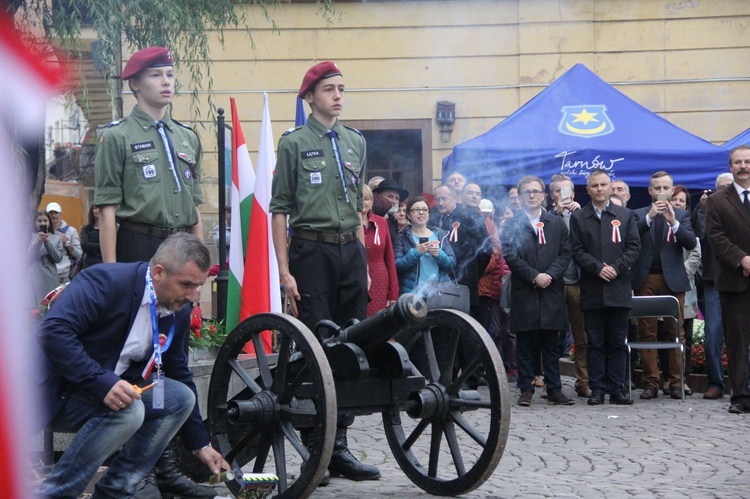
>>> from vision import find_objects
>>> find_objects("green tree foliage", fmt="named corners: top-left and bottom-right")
top-left (12, 0), bottom-right (335, 120)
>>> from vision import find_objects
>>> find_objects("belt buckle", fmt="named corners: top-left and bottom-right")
top-left (339, 233), bottom-right (347, 244)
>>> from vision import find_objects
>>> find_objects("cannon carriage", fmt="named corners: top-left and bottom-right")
top-left (206, 294), bottom-right (511, 498)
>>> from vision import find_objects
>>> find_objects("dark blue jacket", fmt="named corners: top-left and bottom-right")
top-left (394, 225), bottom-right (457, 294)
top-left (35, 262), bottom-right (209, 450)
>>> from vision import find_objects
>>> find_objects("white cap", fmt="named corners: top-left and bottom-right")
top-left (46, 202), bottom-right (62, 213)
top-left (479, 199), bottom-right (494, 213)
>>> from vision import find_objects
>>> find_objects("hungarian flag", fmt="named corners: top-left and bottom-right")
top-left (240, 93), bottom-right (281, 352)
top-left (226, 98), bottom-right (256, 333)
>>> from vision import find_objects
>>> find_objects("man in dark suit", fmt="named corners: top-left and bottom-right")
top-left (35, 234), bottom-right (228, 498)
top-left (571, 169), bottom-right (641, 405)
top-left (705, 145), bottom-right (750, 414)
top-left (501, 175), bottom-right (574, 407)
top-left (631, 171), bottom-right (697, 400)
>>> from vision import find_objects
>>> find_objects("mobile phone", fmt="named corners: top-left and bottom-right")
top-left (418, 237), bottom-right (429, 244)
top-left (40, 224), bottom-right (49, 233)
top-left (560, 186), bottom-right (572, 202)
top-left (657, 193), bottom-right (669, 202)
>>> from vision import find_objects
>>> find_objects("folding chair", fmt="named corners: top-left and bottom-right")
top-left (627, 295), bottom-right (684, 401)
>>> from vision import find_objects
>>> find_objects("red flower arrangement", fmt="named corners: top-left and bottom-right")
top-left (189, 305), bottom-right (227, 348)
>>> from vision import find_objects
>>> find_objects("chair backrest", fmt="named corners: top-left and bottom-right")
top-left (629, 295), bottom-right (681, 321)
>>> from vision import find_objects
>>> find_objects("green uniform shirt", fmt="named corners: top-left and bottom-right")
top-left (270, 115), bottom-right (365, 234)
top-left (94, 105), bottom-right (204, 228)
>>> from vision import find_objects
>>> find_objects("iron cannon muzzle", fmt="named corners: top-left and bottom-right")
top-left (334, 293), bottom-right (427, 351)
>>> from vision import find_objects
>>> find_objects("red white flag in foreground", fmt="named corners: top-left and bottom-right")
top-left (241, 93), bottom-right (281, 352)
top-left (0, 15), bottom-right (66, 499)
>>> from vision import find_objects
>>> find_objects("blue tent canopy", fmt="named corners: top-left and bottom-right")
top-left (724, 128), bottom-right (750, 150)
top-left (443, 64), bottom-right (728, 189)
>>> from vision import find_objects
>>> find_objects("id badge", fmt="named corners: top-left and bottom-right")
top-left (152, 372), bottom-right (165, 409)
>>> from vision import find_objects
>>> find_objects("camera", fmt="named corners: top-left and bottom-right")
top-left (40, 224), bottom-right (49, 233)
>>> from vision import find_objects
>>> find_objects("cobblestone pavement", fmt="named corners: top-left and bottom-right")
top-left (212, 376), bottom-right (750, 499)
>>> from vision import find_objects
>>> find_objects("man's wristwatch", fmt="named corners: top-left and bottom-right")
top-left (192, 443), bottom-right (212, 455)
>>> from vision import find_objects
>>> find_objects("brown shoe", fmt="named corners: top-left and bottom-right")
top-left (703, 387), bottom-right (724, 399)
top-left (517, 391), bottom-right (533, 406)
top-left (576, 385), bottom-right (592, 398)
top-left (547, 391), bottom-right (575, 405)
top-left (640, 386), bottom-right (659, 399)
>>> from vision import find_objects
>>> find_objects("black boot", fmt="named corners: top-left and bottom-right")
top-left (299, 428), bottom-right (330, 486)
top-left (153, 442), bottom-right (217, 498)
top-left (328, 428), bottom-right (381, 481)
top-left (130, 472), bottom-right (162, 499)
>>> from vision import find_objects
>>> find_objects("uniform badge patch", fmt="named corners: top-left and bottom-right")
top-left (130, 141), bottom-right (155, 152)
top-left (183, 168), bottom-right (192, 179)
top-left (143, 165), bottom-right (157, 179)
top-left (310, 171), bottom-right (322, 184)
top-left (302, 149), bottom-right (324, 159)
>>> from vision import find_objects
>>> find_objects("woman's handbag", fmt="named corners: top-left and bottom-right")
top-left (421, 281), bottom-right (470, 314)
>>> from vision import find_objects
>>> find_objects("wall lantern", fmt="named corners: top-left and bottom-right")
top-left (436, 101), bottom-right (455, 143)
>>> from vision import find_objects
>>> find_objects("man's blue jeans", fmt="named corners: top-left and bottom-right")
top-left (703, 282), bottom-right (725, 391)
top-left (38, 377), bottom-right (194, 498)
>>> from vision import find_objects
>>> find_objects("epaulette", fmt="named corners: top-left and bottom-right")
top-left (282, 125), bottom-right (303, 137)
top-left (104, 117), bottom-right (126, 128)
top-left (171, 118), bottom-right (194, 131)
top-left (343, 124), bottom-right (364, 137)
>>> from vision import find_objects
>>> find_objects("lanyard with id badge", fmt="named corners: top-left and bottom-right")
top-left (141, 266), bottom-right (175, 409)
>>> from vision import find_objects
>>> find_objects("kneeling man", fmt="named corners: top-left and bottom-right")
top-left (36, 233), bottom-right (228, 498)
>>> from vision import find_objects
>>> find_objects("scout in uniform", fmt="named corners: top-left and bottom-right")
top-left (93, 47), bottom-right (214, 498)
top-left (270, 61), bottom-right (380, 481)
top-left (95, 46), bottom-right (204, 265)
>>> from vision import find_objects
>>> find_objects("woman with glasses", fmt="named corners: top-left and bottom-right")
top-left (394, 196), bottom-right (456, 295)
top-left (361, 184), bottom-right (399, 316)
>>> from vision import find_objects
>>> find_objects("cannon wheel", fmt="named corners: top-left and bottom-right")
top-left (382, 309), bottom-right (510, 496)
top-left (207, 313), bottom-right (336, 499)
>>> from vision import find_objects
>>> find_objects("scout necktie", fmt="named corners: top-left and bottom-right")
top-left (326, 130), bottom-right (349, 202)
top-left (155, 121), bottom-right (182, 192)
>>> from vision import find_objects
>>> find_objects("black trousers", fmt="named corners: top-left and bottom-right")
top-left (289, 236), bottom-right (368, 427)
top-left (116, 227), bottom-right (168, 263)
top-left (584, 307), bottom-right (629, 394)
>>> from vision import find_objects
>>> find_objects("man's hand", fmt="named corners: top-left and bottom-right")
top-left (556, 199), bottom-right (581, 214)
top-left (648, 201), bottom-right (667, 219)
top-left (700, 190), bottom-right (712, 206)
top-left (663, 202), bottom-right (677, 226)
top-left (103, 380), bottom-right (141, 411)
top-left (280, 272), bottom-right (300, 317)
top-left (740, 255), bottom-right (750, 277)
top-left (598, 263), bottom-right (618, 282)
top-left (60, 233), bottom-right (70, 246)
top-left (195, 445), bottom-right (230, 483)
top-left (533, 273), bottom-right (552, 288)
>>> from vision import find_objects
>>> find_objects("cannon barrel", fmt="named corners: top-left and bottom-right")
top-left (334, 293), bottom-right (427, 351)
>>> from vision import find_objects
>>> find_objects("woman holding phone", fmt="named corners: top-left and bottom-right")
top-left (394, 196), bottom-right (457, 294)
top-left (29, 210), bottom-right (64, 305)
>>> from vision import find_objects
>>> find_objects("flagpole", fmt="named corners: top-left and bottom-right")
top-left (215, 107), bottom-right (228, 324)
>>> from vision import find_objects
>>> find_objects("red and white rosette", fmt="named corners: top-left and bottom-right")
top-left (667, 226), bottom-right (676, 243)
top-left (450, 221), bottom-right (460, 242)
top-left (536, 221), bottom-right (546, 245)
top-left (611, 219), bottom-right (621, 243)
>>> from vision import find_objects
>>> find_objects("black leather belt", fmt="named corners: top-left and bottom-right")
top-left (120, 220), bottom-right (190, 239)
top-left (293, 229), bottom-right (357, 245)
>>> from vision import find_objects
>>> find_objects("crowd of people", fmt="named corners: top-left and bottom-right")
top-left (31, 49), bottom-right (750, 498)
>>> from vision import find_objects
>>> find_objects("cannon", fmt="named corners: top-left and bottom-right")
top-left (207, 293), bottom-right (510, 498)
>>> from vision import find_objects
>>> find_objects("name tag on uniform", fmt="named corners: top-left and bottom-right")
top-left (302, 149), bottom-right (324, 159)
top-left (143, 165), bottom-right (157, 179)
top-left (131, 141), bottom-right (155, 152)
top-left (310, 172), bottom-right (322, 184)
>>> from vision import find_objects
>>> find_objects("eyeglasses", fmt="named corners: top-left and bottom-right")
top-left (410, 208), bottom-right (429, 214)
top-left (520, 189), bottom-right (544, 197)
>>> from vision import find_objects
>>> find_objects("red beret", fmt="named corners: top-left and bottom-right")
top-left (122, 47), bottom-right (173, 80)
top-left (298, 61), bottom-right (342, 98)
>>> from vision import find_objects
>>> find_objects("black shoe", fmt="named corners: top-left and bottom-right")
top-left (133, 473), bottom-right (162, 499)
top-left (300, 429), bottom-right (330, 487)
top-left (328, 428), bottom-right (381, 481)
top-left (609, 391), bottom-right (634, 405)
top-left (669, 386), bottom-right (683, 400)
top-left (640, 386), bottom-right (658, 400)
top-left (587, 391), bottom-right (605, 406)
top-left (154, 442), bottom-right (217, 498)
top-left (728, 402), bottom-right (750, 414)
